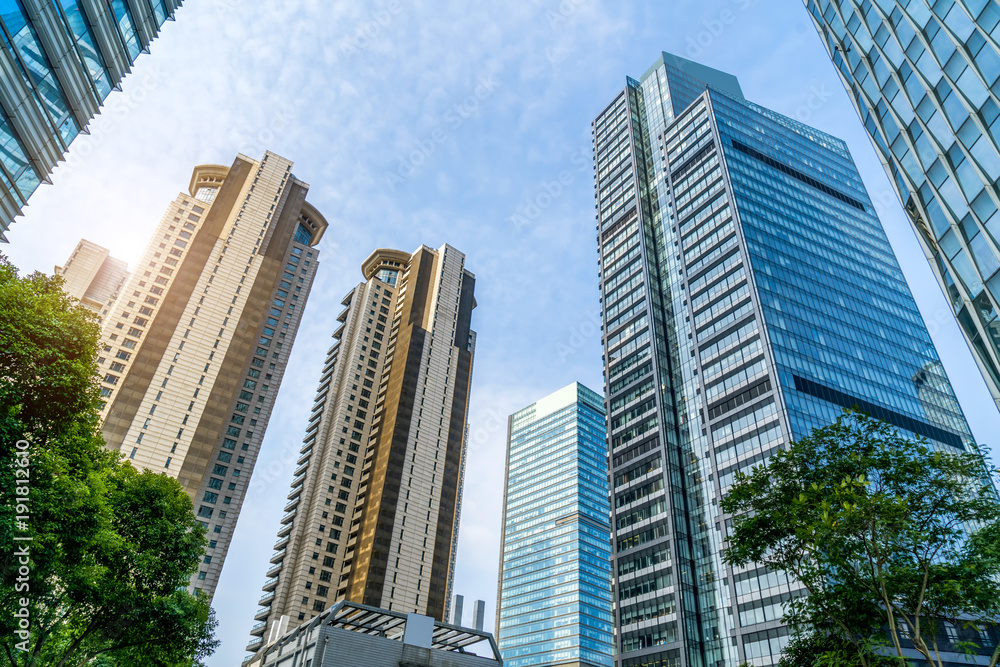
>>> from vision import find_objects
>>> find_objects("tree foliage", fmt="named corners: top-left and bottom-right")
top-left (0, 255), bottom-right (218, 666)
top-left (722, 410), bottom-right (1000, 667)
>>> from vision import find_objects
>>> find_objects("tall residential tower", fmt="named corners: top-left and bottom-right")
top-left (96, 151), bottom-right (328, 598)
top-left (0, 0), bottom-right (183, 238)
top-left (55, 238), bottom-right (128, 318)
top-left (595, 52), bottom-right (977, 667)
top-left (495, 382), bottom-right (614, 667)
top-left (805, 0), bottom-right (1000, 409)
top-left (250, 244), bottom-right (476, 653)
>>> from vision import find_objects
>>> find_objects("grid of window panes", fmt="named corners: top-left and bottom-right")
top-left (642, 64), bottom-right (748, 667)
top-left (805, 0), bottom-right (1000, 404)
top-left (497, 387), bottom-right (613, 667)
top-left (596, 84), bottom-right (685, 664)
top-left (60, 0), bottom-right (113, 97)
top-left (712, 89), bottom-right (974, 453)
top-left (0, 1), bottom-right (76, 199)
top-left (600, 51), bottom-right (980, 667)
top-left (0, 0), bottom-right (179, 235)
top-left (598, 63), bottom-right (750, 667)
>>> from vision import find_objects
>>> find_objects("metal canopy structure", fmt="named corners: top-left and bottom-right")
top-left (252, 601), bottom-right (502, 663)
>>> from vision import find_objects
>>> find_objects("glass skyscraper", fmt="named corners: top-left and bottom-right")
top-left (595, 52), bottom-right (977, 667)
top-left (496, 382), bottom-right (614, 667)
top-left (0, 0), bottom-right (182, 239)
top-left (805, 0), bottom-right (1000, 410)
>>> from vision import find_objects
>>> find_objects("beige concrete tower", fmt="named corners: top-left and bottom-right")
top-left (55, 239), bottom-right (129, 320)
top-left (95, 151), bottom-right (328, 597)
top-left (249, 244), bottom-right (476, 653)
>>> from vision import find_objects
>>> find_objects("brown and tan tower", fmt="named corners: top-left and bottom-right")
top-left (55, 239), bottom-right (129, 320)
top-left (94, 151), bottom-right (328, 597)
top-left (249, 244), bottom-right (476, 653)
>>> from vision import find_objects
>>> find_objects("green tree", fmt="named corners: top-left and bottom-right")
top-left (722, 410), bottom-right (1000, 667)
top-left (0, 255), bottom-right (218, 666)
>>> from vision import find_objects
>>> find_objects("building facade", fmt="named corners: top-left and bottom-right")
top-left (55, 238), bottom-right (128, 318)
top-left (594, 52), bottom-right (977, 667)
top-left (805, 0), bottom-right (1000, 409)
top-left (473, 599), bottom-right (485, 633)
top-left (245, 602), bottom-right (502, 667)
top-left (495, 382), bottom-right (614, 667)
top-left (250, 244), bottom-right (476, 653)
top-left (0, 0), bottom-right (183, 239)
top-left (95, 151), bottom-right (328, 597)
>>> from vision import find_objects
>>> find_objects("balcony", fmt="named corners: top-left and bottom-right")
top-left (253, 606), bottom-right (270, 621)
top-left (277, 522), bottom-right (293, 538)
top-left (258, 590), bottom-right (275, 605)
top-left (262, 576), bottom-right (279, 592)
top-left (265, 562), bottom-right (282, 577)
top-left (269, 549), bottom-right (285, 564)
top-left (245, 636), bottom-right (263, 651)
top-left (279, 508), bottom-right (297, 524)
top-left (273, 535), bottom-right (290, 551)
top-left (293, 461), bottom-right (309, 477)
top-left (250, 620), bottom-right (267, 636)
top-left (283, 495), bottom-right (300, 513)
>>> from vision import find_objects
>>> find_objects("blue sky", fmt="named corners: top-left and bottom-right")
top-left (5, 0), bottom-right (1000, 664)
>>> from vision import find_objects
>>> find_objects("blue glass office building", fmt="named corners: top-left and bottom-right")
top-left (0, 0), bottom-right (182, 239)
top-left (805, 0), bottom-right (1000, 410)
top-left (496, 382), bottom-right (614, 667)
top-left (594, 52), bottom-right (976, 667)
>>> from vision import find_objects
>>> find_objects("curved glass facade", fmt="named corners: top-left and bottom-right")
top-left (0, 0), bottom-right (184, 240)
top-left (496, 383), bottom-right (614, 667)
top-left (805, 0), bottom-right (1000, 408)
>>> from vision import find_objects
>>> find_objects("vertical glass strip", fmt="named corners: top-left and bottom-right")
top-left (152, 0), bottom-right (167, 25)
top-left (0, 0), bottom-right (79, 144)
top-left (59, 0), bottom-right (113, 98)
top-left (108, 0), bottom-right (140, 60)
top-left (0, 114), bottom-right (37, 199)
